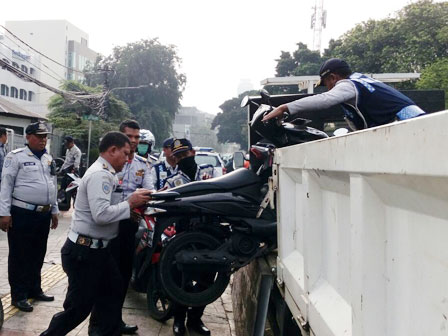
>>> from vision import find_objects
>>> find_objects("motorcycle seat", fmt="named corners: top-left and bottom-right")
top-left (155, 168), bottom-right (260, 198)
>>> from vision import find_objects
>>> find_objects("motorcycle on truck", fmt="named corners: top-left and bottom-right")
top-left (132, 90), bottom-right (328, 311)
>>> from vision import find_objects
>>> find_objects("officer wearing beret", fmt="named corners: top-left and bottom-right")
top-left (0, 122), bottom-right (59, 312)
top-left (40, 131), bottom-right (151, 336)
top-left (151, 137), bottom-right (178, 190)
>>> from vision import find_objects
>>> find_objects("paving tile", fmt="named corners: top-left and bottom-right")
top-left (0, 211), bottom-right (235, 336)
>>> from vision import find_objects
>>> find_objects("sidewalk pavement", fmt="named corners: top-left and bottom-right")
top-left (0, 211), bottom-right (236, 336)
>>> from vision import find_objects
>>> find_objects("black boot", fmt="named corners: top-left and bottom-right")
top-left (173, 319), bottom-right (186, 336)
top-left (187, 319), bottom-right (211, 336)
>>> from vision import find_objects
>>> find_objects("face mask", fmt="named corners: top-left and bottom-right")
top-left (137, 143), bottom-right (149, 156)
top-left (178, 156), bottom-right (197, 181)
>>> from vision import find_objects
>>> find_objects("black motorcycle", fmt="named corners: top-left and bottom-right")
top-left (136, 90), bottom-right (328, 308)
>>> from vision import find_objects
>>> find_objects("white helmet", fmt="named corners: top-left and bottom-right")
top-left (139, 129), bottom-right (155, 146)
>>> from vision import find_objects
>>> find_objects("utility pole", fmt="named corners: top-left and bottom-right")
top-left (85, 66), bottom-right (112, 168)
top-left (311, 0), bottom-right (327, 53)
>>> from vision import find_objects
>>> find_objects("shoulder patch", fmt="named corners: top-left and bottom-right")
top-left (11, 147), bottom-right (25, 154)
top-left (102, 182), bottom-right (111, 194)
top-left (4, 157), bottom-right (12, 168)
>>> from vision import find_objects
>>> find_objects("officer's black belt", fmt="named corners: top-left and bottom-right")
top-left (12, 198), bottom-right (52, 213)
top-left (68, 230), bottom-right (110, 249)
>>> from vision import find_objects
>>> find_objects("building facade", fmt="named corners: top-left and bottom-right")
top-left (172, 106), bottom-right (221, 150)
top-left (4, 20), bottom-right (99, 116)
top-left (0, 34), bottom-right (46, 115)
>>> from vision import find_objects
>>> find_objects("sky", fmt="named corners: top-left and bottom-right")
top-left (0, 0), bottom-right (428, 114)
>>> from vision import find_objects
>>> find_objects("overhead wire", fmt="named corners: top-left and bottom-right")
top-left (0, 24), bottom-right (84, 74)
top-left (1, 33), bottom-right (67, 82)
top-left (0, 40), bottom-right (65, 83)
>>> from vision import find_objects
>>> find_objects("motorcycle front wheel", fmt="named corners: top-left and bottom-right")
top-left (159, 232), bottom-right (230, 307)
top-left (147, 264), bottom-right (173, 322)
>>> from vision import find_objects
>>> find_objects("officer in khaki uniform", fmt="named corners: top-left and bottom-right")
top-left (40, 132), bottom-right (151, 336)
top-left (0, 122), bottom-right (59, 312)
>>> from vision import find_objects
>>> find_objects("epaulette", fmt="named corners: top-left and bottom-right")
top-left (11, 147), bottom-right (25, 154)
top-left (135, 155), bottom-right (147, 163)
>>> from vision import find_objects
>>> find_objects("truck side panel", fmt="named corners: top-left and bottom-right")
top-left (275, 110), bottom-right (448, 336)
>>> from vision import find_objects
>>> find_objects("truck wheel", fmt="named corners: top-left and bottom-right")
top-left (147, 264), bottom-right (173, 322)
top-left (159, 232), bottom-right (230, 307)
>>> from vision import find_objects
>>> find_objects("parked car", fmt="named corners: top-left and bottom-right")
top-left (195, 151), bottom-right (226, 176)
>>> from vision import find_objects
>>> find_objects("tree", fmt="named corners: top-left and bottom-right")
top-left (274, 1), bottom-right (448, 77)
top-left (85, 39), bottom-right (186, 144)
top-left (416, 57), bottom-right (448, 108)
top-left (48, 81), bottom-right (131, 161)
top-left (275, 43), bottom-right (324, 77)
top-left (272, 43), bottom-right (326, 94)
top-left (211, 91), bottom-right (258, 149)
top-left (325, 0), bottom-right (448, 73)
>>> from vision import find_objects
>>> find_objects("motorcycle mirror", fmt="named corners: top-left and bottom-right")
top-left (240, 95), bottom-right (250, 108)
top-left (260, 89), bottom-right (271, 105)
top-left (333, 128), bottom-right (349, 136)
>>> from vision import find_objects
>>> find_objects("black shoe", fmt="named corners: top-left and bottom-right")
top-left (31, 293), bottom-right (55, 302)
top-left (187, 319), bottom-right (211, 336)
top-left (12, 299), bottom-right (33, 312)
top-left (173, 320), bottom-right (186, 336)
top-left (120, 321), bottom-right (138, 334)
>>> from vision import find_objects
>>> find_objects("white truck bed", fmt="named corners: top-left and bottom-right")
top-left (274, 110), bottom-right (448, 336)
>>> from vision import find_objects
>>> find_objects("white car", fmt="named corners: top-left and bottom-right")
top-left (194, 151), bottom-right (226, 176)
top-left (157, 149), bottom-right (226, 176)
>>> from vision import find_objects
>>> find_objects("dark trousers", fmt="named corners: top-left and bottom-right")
top-left (173, 304), bottom-right (206, 323)
top-left (90, 218), bottom-right (138, 328)
top-left (41, 239), bottom-right (122, 336)
top-left (7, 206), bottom-right (51, 302)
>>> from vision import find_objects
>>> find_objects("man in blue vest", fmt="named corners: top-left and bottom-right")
top-left (262, 58), bottom-right (425, 130)
top-left (151, 137), bottom-right (178, 191)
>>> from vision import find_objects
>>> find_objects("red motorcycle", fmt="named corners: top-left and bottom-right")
top-left (131, 207), bottom-right (175, 322)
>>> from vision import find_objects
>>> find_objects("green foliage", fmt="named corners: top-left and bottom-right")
top-left (416, 57), bottom-right (448, 108)
top-left (276, 43), bottom-right (325, 77)
top-left (85, 39), bottom-right (186, 144)
top-left (325, 0), bottom-right (448, 73)
top-left (211, 91), bottom-right (258, 149)
top-left (48, 81), bottom-right (131, 157)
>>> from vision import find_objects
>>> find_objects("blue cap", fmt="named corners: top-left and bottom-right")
top-left (162, 137), bottom-right (174, 148)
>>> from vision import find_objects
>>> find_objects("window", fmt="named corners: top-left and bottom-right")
top-left (28, 91), bottom-right (34, 101)
top-left (1, 84), bottom-right (9, 96)
top-left (10, 87), bottom-right (18, 98)
top-left (21, 65), bottom-right (28, 73)
top-left (2, 58), bottom-right (10, 64)
top-left (20, 89), bottom-right (27, 100)
top-left (30, 68), bottom-right (35, 76)
top-left (12, 62), bottom-right (19, 69)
